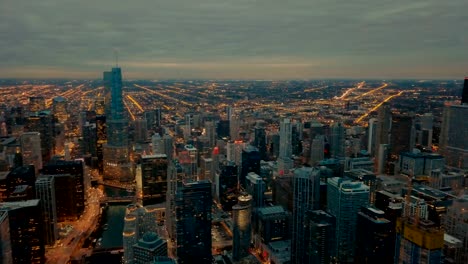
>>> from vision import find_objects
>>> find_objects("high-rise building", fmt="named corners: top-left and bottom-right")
top-left (390, 114), bottom-right (416, 161)
top-left (304, 210), bottom-right (335, 264)
top-left (417, 113), bottom-right (433, 149)
top-left (327, 177), bottom-right (369, 263)
top-left (216, 162), bottom-right (239, 210)
top-left (133, 232), bottom-right (168, 264)
top-left (367, 118), bottom-right (378, 156)
top-left (232, 194), bottom-right (252, 261)
top-left (25, 110), bottom-right (55, 165)
top-left (253, 205), bottom-right (290, 249)
top-left (175, 180), bottom-right (212, 264)
top-left (462, 77), bottom-right (468, 105)
top-left (278, 118), bottom-right (293, 173)
top-left (375, 103), bottom-right (391, 157)
top-left (240, 145), bottom-right (260, 188)
top-left (394, 218), bottom-right (444, 264)
top-left (439, 102), bottom-right (468, 169)
top-left (139, 154), bottom-right (168, 206)
top-left (253, 122), bottom-right (267, 161)
top-left (245, 172), bottom-right (265, 208)
top-left (291, 167), bottom-right (320, 264)
top-left (134, 118), bottom-right (148, 143)
top-left (103, 67), bottom-right (132, 182)
top-left (20, 132), bottom-right (43, 174)
top-left (0, 199), bottom-right (45, 264)
top-left (35, 176), bottom-right (58, 246)
top-left (355, 207), bottom-right (394, 264)
top-left (329, 122), bottom-right (345, 158)
top-left (42, 160), bottom-right (85, 221)
top-left (444, 197), bottom-right (468, 264)
top-left (309, 135), bottom-right (325, 166)
top-left (0, 210), bottom-right (12, 264)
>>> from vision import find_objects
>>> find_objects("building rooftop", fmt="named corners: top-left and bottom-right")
top-left (258, 205), bottom-right (286, 216)
top-left (0, 199), bottom-right (40, 209)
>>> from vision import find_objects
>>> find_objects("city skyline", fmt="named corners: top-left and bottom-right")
top-left (1, 0), bottom-right (468, 79)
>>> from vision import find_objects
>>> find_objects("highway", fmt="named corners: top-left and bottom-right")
top-left (354, 91), bottom-right (405, 125)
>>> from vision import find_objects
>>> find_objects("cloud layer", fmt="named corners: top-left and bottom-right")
top-left (1, 0), bottom-right (467, 79)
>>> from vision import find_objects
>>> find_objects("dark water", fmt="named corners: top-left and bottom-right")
top-left (101, 205), bottom-right (126, 248)
top-left (99, 185), bottom-right (134, 248)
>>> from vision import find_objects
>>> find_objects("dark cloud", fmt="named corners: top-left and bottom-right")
top-left (0, 0), bottom-right (467, 79)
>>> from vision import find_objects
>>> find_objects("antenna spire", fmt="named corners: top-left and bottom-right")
top-left (114, 49), bottom-right (119, 67)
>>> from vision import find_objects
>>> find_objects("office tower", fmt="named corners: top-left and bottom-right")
top-left (134, 118), bottom-right (148, 143)
top-left (291, 121), bottom-right (303, 156)
top-left (395, 218), bottom-right (444, 264)
top-left (181, 144), bottom-right (198, 181)
top-left (82, 122), bottom-right (98, 157)
top-left (96, 115), bottom-right (107, 173)
top-left (309, 135), bottom-right (325, 165)
top-left (151, 134), bottom-right (163, 154)
top-left (216, 120), bottom-right (230, 139)
top-left (35, 176), bottom-right (58, 246)
top-left (140, 154), bottom-right (168, 206)
top-left (0, 210), bottom-right (12, 264)
top-left (245, 172), bottom-right (265, 208)
top-left (444, 197), bottom-right (468, 264)
top-left (304, 210), bottom-right (335, 264)
top-left (463, 77), bottom-right (468, 105)
top-left (184, 114), bottom-right (192, 139)
top-left (270, 133), bottom-right (280, 158)
top-left (376, 144), bottom-right (389, 174)
top-left (0, 199), bottom-right (45, 264)
top-left (329, 122), bottom-right (345, 158)
top-left (291, 167), bottom-right (320, 264)
top-left (175, 180), bottom-right (212, 264)
top-left (390, 114), bottom-right (416, 161)
top-left (230, 113), bottom-right (240, 139)
top-left (240, 145), bottom-right (260, 187)
top-left (418, 113), bottom-right (433, 148)
top-left (278, 118), bottom-right (293, 173)
top-left (232, 194), bottom-right (252, 261)
top-left (52, 96), bottom-right (68, 123)
top-left (439, 102), bottom-right (468, 169)
top-left (20, 132), bottom-right (42, 174)
top-left (253, 206), bottom-right (290, 248)
top-left (28, 96), bottom-right (46, 113)
top-left (355, 207), bottom-right (393, 264)
top-left (226, 140), bottom-right (243, 165)
top-left (205, 121), bottom-right (216, 148)
top-left (327, 177), bottom-right (369, 263)
top-left (375, 102), bottom-right (391, 157)
top-left (162, 133), bottom-right (174, 160)
top-left (200, 157), bottom-right (213, 181)
top-left (103, 67), bottom-right (132, 182)
top-left (4, 165), bottom-right (36, 198)
top-left (253, 122), bottom-right (267, 160)
top-left (133, 232), bottom-right (168, 264)
top-left (344, 169), bottom-right (377, 203)
top-left (25, 110), bottom-right (55, 165)
top-left (217, 162), bottom-right (238, 210)
top-left (42, 160), bottom-right (85, 221)
top-left (367, 118), bottom-right (378, 156)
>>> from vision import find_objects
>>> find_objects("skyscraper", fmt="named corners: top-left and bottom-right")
top-left (103, 67), bottom-right (132, 182)
top-left (35, 176), bottom-right (58, 246)
top-left (253, 122), bottom-right (267, 160)
top-left (245, 172), bottom-right (265, 208)
top-left (232, 194), bottom-right (252, 261)
top-left (439, 102), bottom-right (468, 169)
top-left (133, 232), bottom-right (168, 264)
top-left (390, 114), bottom-right (416, 161)
top-left (278, 118), bottom-right (293, 173)
top-left (0, 210), bottom-right (12, 264)
top-left (291, 167), bottom-right (320, 264)
top-left (304, 210), bottom-right (335, 264)
top-left (0, 199), bottom-right (45, 264)
top-left (329, 122), bottom-right (345, 158)
top-left (175, 180), bottom-right (212, 264)
top-left (462, 77), bottom-right (468, 105)
top-left (355, 206), bottom-right (394, 264)
top-left (375, 102), bottom-right (391, 157)
top-left (367, 118), bottom-right (378, 156)
top-left (444, 197), bottom-right (468, 264)
top-left (139, 154), bottom-right (168, 206)
top-left (327, 177), bottom-right (369, 263)
top-left (20, 132), bottom-right (42, 174)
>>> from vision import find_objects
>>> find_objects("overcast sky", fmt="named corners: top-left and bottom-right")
top-left (1, 0), bottom-right (467, 79)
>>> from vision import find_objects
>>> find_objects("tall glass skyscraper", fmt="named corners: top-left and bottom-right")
top-left (102, 67), bottom-right (132, 182)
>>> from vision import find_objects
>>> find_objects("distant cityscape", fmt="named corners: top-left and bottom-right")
top-left (0, 69), bottom-right (467, 264)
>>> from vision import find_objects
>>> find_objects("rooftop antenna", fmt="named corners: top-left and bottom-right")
top-left (114, 48), bottom-right (119, 67)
